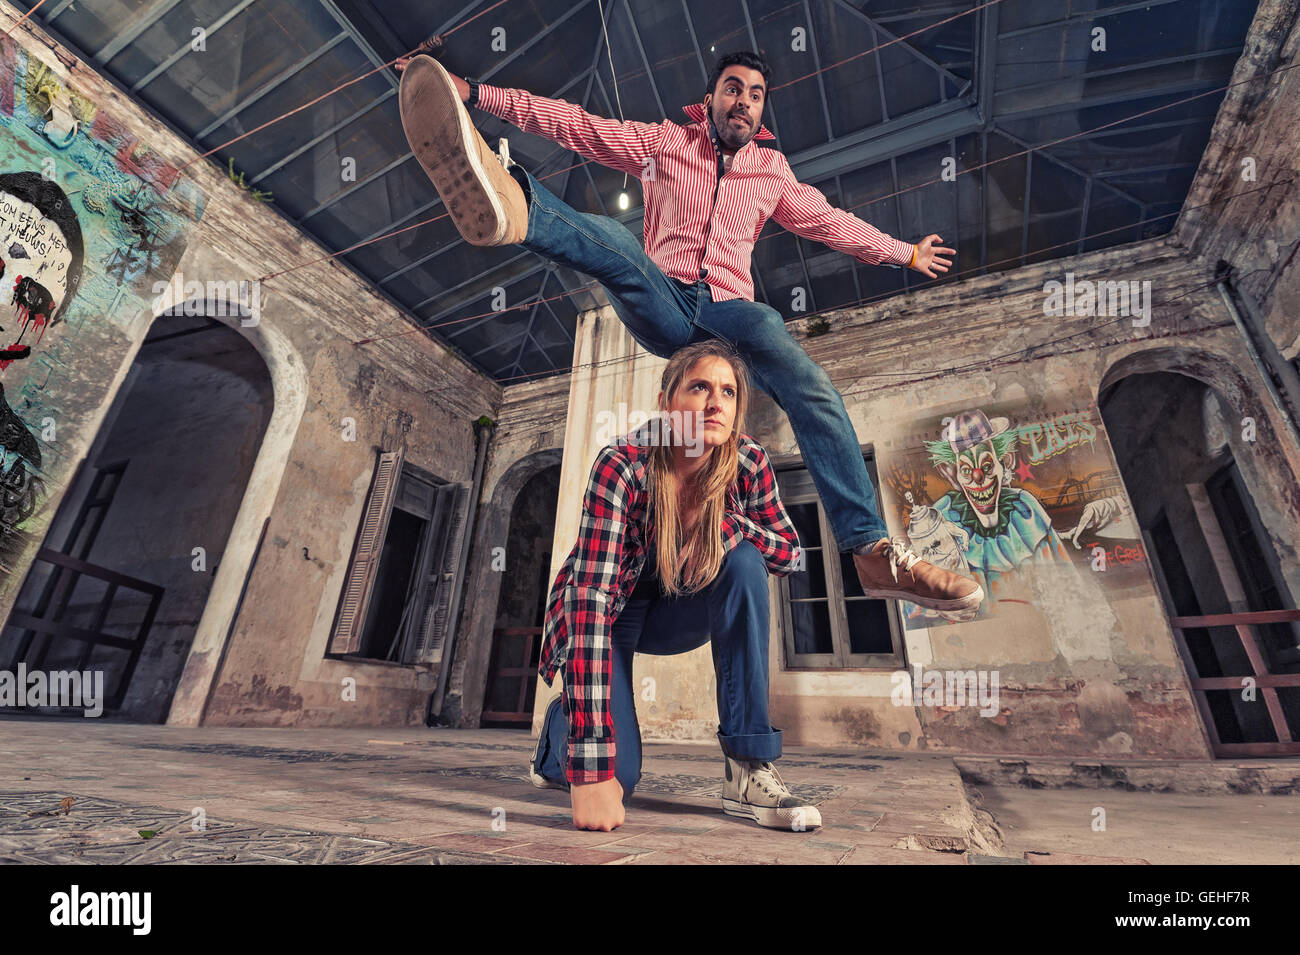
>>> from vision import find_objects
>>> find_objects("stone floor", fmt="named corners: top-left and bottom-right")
top-left (2, 717), bottom-right (1294, 864)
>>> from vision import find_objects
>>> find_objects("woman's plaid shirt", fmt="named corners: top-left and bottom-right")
top-left (539, 429), bottom-right (801, 784)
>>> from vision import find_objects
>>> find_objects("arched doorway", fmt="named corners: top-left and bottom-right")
top-left (480, 464), bottom-right (561, 727)
top-left (1099, 355), bottom-right (1300, 755)
top-left (0, 312), bottom-right (273, 720)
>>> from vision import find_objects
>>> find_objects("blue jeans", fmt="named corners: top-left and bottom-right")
top-left (534, 541), bottom-right (781, 798)
top-left (511, 163), bottom-right (890, 550)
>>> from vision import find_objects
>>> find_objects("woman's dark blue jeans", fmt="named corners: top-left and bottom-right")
top-left (533, 540), bottom-right (781, 799)
top-left (509, 162), bottom-right (890, 550)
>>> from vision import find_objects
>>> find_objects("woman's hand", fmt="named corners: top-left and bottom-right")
top-left (570, 777), bottom-right (625, 831)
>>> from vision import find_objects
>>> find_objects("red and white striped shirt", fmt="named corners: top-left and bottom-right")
top-left (476, 85), bottom-right (915, 302)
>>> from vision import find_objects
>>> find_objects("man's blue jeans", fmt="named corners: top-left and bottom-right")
top-left (511, 163), bottom-right (890, 550)
top-left (533, 541), bottom-right (781, 798)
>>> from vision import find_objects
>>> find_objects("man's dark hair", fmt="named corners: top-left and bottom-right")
top-left (706, 51), bottom-right (772, 105)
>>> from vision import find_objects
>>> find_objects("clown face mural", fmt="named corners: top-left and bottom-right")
top-left (883, 405), bottom-right (1148, 626)
top-left (0, 172), bottom-right (84, 524)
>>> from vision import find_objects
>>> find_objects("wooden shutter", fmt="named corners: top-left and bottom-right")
top-left (329, 449), bottom-right (404, 655)
top-left (413, 482), bottom-right (471, 664)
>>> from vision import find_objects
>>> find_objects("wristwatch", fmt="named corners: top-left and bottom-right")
top-left (465, 76), bottom-right (480, 108)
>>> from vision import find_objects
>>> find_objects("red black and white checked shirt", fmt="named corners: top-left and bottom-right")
top-left (475, 84), bottom-right (916, 301)
top-left (539, 426), bottom-right (802, 784)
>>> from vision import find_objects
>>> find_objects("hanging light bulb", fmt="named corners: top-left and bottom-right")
top-left (617, 171), bottom-right (631, 211)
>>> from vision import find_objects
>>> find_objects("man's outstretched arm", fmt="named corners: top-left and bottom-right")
top-left (771, 154), bottom-right (954, 278)
top-left (397, 57), bottom-right (663, 177)
top-left (475, 84), bottom-right (663, 179)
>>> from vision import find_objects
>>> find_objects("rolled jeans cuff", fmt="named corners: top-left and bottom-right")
top-left (717, 727), bottom-right (782, 762)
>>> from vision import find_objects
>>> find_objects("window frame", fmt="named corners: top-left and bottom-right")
top-left (774, 454), bottom-right (907, 670)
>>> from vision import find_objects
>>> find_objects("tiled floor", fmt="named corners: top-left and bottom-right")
top-left (0, 718), bottom-right (994, 864)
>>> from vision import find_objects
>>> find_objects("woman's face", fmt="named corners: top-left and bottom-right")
top-left (660, 356), bottom-right (738, 454)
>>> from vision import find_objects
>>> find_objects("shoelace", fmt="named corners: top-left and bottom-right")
top-left (881, 536), bottom-right (921, 583)
top-left (746, 761), bottom-right (790, 799)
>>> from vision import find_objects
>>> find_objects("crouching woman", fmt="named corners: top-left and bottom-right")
top-left (528, 339), bottom-right (821, 833)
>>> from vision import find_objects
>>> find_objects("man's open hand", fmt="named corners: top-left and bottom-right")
top-left (910, 234), bottom-right (955, 278)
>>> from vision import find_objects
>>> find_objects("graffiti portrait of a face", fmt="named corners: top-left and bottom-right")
top-left (0, 173), bottom-right (84, 475)
top-left (0, 172), bottom-right (84, 375)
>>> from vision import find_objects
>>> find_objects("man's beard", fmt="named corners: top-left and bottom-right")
top-left (712, 106), bottom-right (756, 148)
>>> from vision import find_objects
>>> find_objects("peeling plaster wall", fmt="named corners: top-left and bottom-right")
top-left (0, 11), bottom-right (502, 728)
top-left (1176, 0), bottom-right (1300, 360)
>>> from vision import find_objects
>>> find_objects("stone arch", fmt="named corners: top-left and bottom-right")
top-left (1097, 341), bottom-right (1300, 749)
top-left (451, 447), bottom-right (563, 728)
top-left (1098, 342), bottom-right (1300, 562)
top-left (155, 295), bottom-right (311, 725)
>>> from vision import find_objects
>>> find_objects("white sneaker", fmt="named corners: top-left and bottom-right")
top-left (721, 749), bottom-right (822, 831)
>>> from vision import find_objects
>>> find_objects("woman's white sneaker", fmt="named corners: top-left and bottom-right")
top-left (721, 751), bottom-right (822, 831)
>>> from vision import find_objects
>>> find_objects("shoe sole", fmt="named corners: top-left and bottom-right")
top-left (398, 55), bottom-right (507, 246)
top-left (722, 797), bottom-right (822, 831)
top-left (858, 582), bottom-right (985, 613)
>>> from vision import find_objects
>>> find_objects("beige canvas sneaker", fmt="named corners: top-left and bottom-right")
top-left (721, 749), bottom-right (823, 831)
top-left (398, 54), bottom-right (527, 247)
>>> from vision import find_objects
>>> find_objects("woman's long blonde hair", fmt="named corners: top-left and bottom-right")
top-left (646, 341), bottom-right (751, 596)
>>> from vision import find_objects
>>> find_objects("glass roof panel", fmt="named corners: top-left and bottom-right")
top-left (135, 0), bottom-right (343, 135)
top-left (106, 0), bottom-right (253, 87)
top-left (199, 42), bottom-right (392, 175)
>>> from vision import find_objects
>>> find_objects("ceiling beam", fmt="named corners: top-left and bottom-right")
top-left (248, 88), bottom-right (396, 183)
top-left (829, 0), bottom-right (971, 91)
top-left (95, 0), bottom-right (186, 64)
top-left (197, 31), bottom-right (351, 139)
top-left (316, 0), bottom-right (399, 91)
top-left (976, 0), bottom-right (999, 127)
top-left (132, 0), bottom-right (259, 92)
top-left (999, 0), bottom-right (1189, 40)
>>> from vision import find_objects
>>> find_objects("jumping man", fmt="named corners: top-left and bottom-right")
top-left (394, 46), bottom-right (984, 616)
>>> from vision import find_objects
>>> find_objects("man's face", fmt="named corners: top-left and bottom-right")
top-left (660, 356), bottom-right (739, 453)
top-left (0, 195), bottom-right (71, 373)
top-left (705, 65), bottom-right (766, 150)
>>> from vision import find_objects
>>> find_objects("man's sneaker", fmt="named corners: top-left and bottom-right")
top-left (721, 750), bottom-right (822, 831)
top-left (398, 54), bottom-right (527, 247)
top-left (853, 536), bottom-right (983, 618)
top-left (527, 694), bottom-right (570, 792)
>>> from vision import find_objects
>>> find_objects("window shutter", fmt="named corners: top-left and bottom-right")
top-left (413, 482), bottom-right (471, 664)
top-left (329, 449), bottom-right (404, 655)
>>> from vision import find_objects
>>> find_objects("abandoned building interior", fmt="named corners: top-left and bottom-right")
top-left (0, 0), bottom-right (1297, 767)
